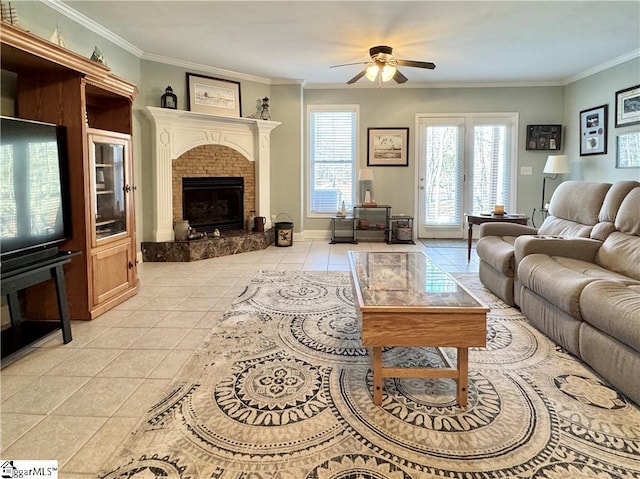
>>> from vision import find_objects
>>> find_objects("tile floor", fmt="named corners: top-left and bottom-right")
top-left (0, 239), bottom-right (478, 478)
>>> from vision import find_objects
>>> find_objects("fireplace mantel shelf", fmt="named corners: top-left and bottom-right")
top-left (144, 106), bottom-right (281, 243)
top-left (145, 106), bottom-right (281, 130)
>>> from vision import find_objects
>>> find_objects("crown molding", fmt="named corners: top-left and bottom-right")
top-left (564, 48), bottom-right (640, 85)
top-left (42, 0), bottom-right (143, 58)
top-left (141, 52), bottom-right (272, 84)
top-left (303, 80), bottom-right (565, 90)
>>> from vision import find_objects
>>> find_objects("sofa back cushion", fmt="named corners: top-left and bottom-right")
top-left (538, 181), bottom-right (611, 237)
top-left (596, 187), bottom-right (640, 280)
top-left (592, 180), bottom-right (640, 241)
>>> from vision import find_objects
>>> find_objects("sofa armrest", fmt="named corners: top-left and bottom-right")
top-left (514, 236), bottom-right (602, 264)
top-left (479, 223), bottom-right (538, 238)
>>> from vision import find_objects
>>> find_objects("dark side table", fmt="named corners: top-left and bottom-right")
top-left (464, 213), bottom-right (530, 262)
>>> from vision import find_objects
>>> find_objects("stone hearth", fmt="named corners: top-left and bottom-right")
top-left (141, 229), bottom-right (275, 262)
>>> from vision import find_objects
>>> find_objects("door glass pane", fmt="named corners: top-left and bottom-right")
top-left (423, 125), bottom-right (463, 226)
top-left (472, 125), bottom-right (511, 213)
top-left (94, 142), bottom-right (126, 239)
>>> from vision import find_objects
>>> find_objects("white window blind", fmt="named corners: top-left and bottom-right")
top-left (308, 106), bottom-right (357, 215)
top-left (423, 119), bottom-right (465, 226)
top-left (471, 120), bottom-right (513, 213)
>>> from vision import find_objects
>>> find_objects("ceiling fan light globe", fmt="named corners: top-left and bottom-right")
top-left (381, 65), bottom-right (396, 82)
top-left (365, 64), bottom-right (379, 81)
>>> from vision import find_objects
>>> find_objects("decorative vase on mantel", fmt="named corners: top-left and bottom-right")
top-left (174, 220), bottom-right (190, 241)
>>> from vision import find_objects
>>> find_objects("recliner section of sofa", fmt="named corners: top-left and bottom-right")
top-left (476, 181), bottom-right (612, 306)
top-left (517, 185), bottom-right (640, 404)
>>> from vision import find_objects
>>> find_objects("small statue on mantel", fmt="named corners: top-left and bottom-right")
top-left (90, 46), bottom-right (106, 66)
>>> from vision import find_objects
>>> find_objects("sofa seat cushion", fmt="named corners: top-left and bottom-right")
top-left (519, 254), bottom-right (596, 319)
top-left (552, 256), bottom-right (634, 281)
top-left (580, 280), bottom-right (640, 353)
top-left (476, 236), bottom-right (517, 276)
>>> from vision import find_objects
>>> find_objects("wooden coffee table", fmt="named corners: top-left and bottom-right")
top-left (348, 251), bottom-right (489, 407)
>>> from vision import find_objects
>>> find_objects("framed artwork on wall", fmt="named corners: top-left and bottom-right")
top-left (186, 73), bottom-right (241, 117)
top-left (526, 124), bottom-right (562, 150)
top-left (579, 104), bottom-right (608, 156)
top-left (616, 131), bottom-right (640, 168)
top-left (615, 84), bottom-right (640, 127)
top-left (367, 127), bottom-right (409, 166)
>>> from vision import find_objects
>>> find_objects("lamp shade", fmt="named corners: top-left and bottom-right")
top-left (358, 169), bottom-right (374, 181)
top-left (543, 155), bottom-right (570, 174)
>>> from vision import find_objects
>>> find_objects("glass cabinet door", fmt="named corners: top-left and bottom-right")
top-left (89, 132), bottom-right (131, 243)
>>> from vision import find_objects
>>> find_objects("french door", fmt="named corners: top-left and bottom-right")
top-left (417, 113), bottom-right (518, 238)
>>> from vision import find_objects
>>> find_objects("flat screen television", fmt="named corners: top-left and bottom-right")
top-left (0, 116), bottom-right (71, 266)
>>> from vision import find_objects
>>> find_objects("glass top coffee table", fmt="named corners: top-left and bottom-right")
top-left (347, 251), bottom-right (489, 407)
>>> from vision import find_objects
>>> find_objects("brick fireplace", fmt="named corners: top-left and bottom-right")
top-left (173, 145), bottom-right (254, 232)
top-left (144, 107), bottom-right (280, 242)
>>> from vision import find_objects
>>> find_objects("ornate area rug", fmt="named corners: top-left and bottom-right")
top-left (99, 271), bottom-right (640, 479)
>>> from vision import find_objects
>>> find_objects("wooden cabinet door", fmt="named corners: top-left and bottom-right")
top-left (90, 241), bottom-right (135, 306)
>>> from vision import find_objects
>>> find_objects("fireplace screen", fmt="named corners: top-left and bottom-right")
top-left (182, 177), bottom-right (244, 232)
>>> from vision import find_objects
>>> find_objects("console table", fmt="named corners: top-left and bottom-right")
top-left (1, 251), bottom-right (77, 358)
top-left (465, 213), bottom-right (530, 262)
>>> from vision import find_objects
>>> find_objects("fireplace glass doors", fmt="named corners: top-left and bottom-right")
top-left (182, 177), bottom-right (244, 232)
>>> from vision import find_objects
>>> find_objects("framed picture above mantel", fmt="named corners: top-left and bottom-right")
top-left (525, 124), bottom-right (562, 150)
top-left (186, 73), bottom-right (242, 118)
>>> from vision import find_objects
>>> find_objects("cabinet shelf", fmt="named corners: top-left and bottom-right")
top-left (96, 190), bottom-right (114, 195)
top-left (96, 219), bottom-right (119, 227)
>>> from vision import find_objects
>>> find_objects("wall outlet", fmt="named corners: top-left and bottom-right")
top-left (520, 166), bottom-right (533, 175)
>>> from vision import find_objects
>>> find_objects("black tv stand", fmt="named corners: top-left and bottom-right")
top-left (1, 249), bottom-right (79, 359)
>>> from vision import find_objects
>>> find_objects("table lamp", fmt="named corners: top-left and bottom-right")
top-left (358, 168), bottom-right (374, 206)
top-left (541, 155), bottom-right (570, 208)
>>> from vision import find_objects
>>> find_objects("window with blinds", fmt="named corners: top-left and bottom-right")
top-left (418, 113), bottom-right (517, 237)
top-left (308, 106), bottom-right (357, 215)
top-left (471, 122), bottom-right (513, 213)
top-left (422, 119), bottom-right (465, 227)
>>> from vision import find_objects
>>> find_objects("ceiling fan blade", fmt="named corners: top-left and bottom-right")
top-left (396, 59), bottom-right (436, 70)
top-left (330, 61), bottom-right (368, 68)
top-left (393, 69), bottom-right (408, 84)
top-left (347, 69), bottom-right (366, 84)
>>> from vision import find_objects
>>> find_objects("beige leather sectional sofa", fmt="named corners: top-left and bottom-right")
top-left (477, 180), bottom-right (640, 405)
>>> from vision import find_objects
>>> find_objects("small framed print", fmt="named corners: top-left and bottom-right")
top-left (615, 85), bottom-right (640, 127)
top-left (580, 104), bottom-right (608, 156)
top-left (367, 127), bottom-right (409, 166)
top-left (526, 124), bottom-right (562, 150)
top-left (616, 131), bottom-right (640, 168)
top-left (186, 73), bottom-right (241, 117)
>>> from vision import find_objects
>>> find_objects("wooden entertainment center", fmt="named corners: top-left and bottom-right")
top-left (1, 22), bottom-right (139, 321)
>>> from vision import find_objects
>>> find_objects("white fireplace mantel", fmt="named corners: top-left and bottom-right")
top-left (144, 106), bottom-right (280, 242)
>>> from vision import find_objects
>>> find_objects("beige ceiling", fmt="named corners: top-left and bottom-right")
top-left (62, 1), bottom-right (640, 87)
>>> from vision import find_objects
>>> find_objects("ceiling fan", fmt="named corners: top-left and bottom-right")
top-left (331, 45), bottom-right (436, 85)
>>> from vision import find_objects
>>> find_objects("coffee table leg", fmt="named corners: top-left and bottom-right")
top-left (372, 347), bottom-right (383, 405)
top-left (457, 347), bottom-right (469, 407)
